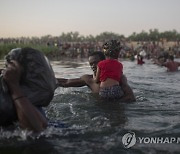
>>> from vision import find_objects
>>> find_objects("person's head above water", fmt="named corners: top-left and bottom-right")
top-left (168, 55), bottom-right (174, 61)
top-left (88, 51), bottom-right (105, 74)
top-left (103, 40), bottom-right (122, 59)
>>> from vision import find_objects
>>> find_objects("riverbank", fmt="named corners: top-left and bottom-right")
top-left (0, 41), bottom-right (179, 60)
top-left (0, 43), bottom-right (59, 59)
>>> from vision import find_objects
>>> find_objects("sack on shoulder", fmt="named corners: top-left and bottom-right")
top-left (5, 48), bottom-right (57, 107)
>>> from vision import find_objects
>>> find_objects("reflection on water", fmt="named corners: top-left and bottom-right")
top-left (0, 59), bottom-right (180, 153)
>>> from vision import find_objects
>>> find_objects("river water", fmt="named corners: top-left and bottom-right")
top-left (0, 59), bottom-right (180, 154)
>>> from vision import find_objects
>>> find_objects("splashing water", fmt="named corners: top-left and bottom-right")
top-left (0, 59), bottom-right (180, 153)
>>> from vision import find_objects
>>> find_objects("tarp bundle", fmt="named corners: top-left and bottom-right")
top-left (0, 47), bottom-right (57, 126)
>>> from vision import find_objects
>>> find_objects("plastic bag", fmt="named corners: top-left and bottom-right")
top-left (5, 47), bottom-right (57, 107)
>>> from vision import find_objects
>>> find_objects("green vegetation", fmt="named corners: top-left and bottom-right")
top-left (1, 29), bottom-right (180, 59)
top-left (0, 43), bottom-right (59, 59)
top-left (128, 29), bottom-right (180, 41)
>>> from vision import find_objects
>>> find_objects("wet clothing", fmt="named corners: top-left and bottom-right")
top-left (99, 85), bottom-right (124, 99)
top-left (37, 107), bottom-right (68, 128)
top-left (137, 56), bottom-right (145, 65)
top-left (48, 121), bottom-right (68, 128)
top-left (98, 59), bottom-right (123, 82)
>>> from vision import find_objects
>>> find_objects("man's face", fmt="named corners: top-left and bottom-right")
top-left (88, 55), bottom-right (101, 74)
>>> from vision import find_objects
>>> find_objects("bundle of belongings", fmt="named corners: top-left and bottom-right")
top-left (0, 48), bottom-right (56, 126)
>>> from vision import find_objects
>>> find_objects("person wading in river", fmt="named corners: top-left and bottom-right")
top-left (57, 51), bottom-right (136, 102)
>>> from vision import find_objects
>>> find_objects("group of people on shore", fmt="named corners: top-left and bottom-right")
top-left (0, 39), bottom-right (179, 133)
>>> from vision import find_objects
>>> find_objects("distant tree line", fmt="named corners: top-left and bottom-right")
top-left (0, 29), bottom-right (180, 59)
top-left (1, 29), bottom-right (180, 44)
top-left (128, 29), bottom-right (180, 42)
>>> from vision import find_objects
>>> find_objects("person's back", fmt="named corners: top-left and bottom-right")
top-left (97, 59), bottom-right (123, 88)
top-left (164, 61), bottom-right (179, 72)
top-left (163, 55), bottom-right (180, 72)
top-left (94, 40), bottom-right (124, 99)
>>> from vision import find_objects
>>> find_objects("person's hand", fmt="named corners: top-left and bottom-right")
top-left (2, 60), bottom-right (22, 87)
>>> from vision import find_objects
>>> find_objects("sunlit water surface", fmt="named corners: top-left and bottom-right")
top-left (0, 59), bottom-right (180, 154)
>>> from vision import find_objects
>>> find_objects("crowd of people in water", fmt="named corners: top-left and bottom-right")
top-left (1, 37), bottom-right (180, 60)
top-left (49, 40), bottom-right (180, 72)
top-left (0, 39), bottom-right (179, 133)
top-left (45, 40), bottom-right (180, 60)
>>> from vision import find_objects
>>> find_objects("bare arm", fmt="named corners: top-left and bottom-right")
top-left (120, 75), bottom-right (136, 102)
top-left (10, 85), bottom-right (47, 131)
top-left (94, 66), bottom-right (100, 83)
top-left (3, 60), bottom-right (47, 132)
top-left (153, 58), bottom-right (167, 67)
top-left (161, 62), bottom-right (167, 67)
top-left (57, 77), bottom-right (87, 87)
